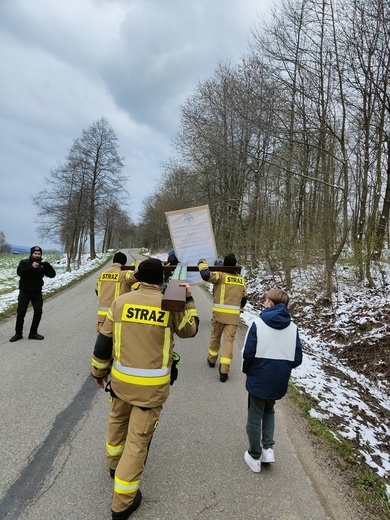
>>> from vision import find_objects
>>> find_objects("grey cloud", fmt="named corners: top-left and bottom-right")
top-left (0, 0), bottom-right (275, 247)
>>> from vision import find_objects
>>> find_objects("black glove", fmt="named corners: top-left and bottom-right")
top-left (170, 352), bottom-right (180, 385)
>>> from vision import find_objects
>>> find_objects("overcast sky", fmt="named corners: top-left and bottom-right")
top-left (0, 0), bottom-right (277, 249)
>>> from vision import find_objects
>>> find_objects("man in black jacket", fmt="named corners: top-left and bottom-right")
top-left (9, 246), bottom-right (56, 342)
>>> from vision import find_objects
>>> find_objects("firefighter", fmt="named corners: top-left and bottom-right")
top-left (198, 253), bottom-right (247, 382)
top-left (95, 252), bottom-right (133, 333)
top-left (91, 257), bottom-right (199, 520)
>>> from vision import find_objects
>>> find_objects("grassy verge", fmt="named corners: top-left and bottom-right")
top-left (0, 256), bottom-right (110, 322)
top-left (288, 384), bottom-right (390, 520)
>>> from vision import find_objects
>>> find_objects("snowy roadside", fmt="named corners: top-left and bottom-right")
top-left (238, 261), bottom-right (390, 499)
top-left (0, 252), bottom-right (113, 314)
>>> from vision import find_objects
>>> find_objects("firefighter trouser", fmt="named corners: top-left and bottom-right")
top-left (15, 290), bottom-right (43, 335)
top-left (106, 397), bottom-right (162, 513)
top-left (208, 318), bottom-right (238, 374)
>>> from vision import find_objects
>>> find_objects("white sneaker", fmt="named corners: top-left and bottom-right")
top-left (261, 448), bottom-right (275, 463)
top-left (244, 451), bottom-right (261, 473)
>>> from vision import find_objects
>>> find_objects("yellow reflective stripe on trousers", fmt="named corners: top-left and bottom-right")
top-left (114, 476), bottom-right (140, 495)
top-left (111, 365), bottom-right (170, 386)
top-left (208, 348), bottom-right (218, 357)
top-left (220, 356), bottom-right (232, 365)
top-left (106, 441), bottom-right (124, 457)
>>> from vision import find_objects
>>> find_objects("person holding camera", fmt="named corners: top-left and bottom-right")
top-left (9, 246), bottom-right (56, 342)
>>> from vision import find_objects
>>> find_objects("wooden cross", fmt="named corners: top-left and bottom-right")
top-left (122, 263), bottom-right (242, 311)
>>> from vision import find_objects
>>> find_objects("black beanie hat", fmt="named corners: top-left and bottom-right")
top-left (223, 253), bottom-right (237, 266)
top-left (135, 258), bottom-right (163, 285)
top-left (113, 252), bottom-right (127, 265)
top-left (30, 246), bottom-right (42, 255)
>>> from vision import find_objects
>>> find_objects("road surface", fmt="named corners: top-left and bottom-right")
top-left (0, 249), bottom-right (365, 519)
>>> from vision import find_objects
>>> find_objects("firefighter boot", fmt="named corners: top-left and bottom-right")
top-left (111, 490), bottom-right (142, 520)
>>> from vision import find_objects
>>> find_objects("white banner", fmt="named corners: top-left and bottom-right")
top-left (165, 205), bottom-right (218, 283)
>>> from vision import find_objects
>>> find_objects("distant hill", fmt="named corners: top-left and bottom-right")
top-left (10, 245), bottom-right (30, 254)
top-left (9, 245), bottom-right (63, 255)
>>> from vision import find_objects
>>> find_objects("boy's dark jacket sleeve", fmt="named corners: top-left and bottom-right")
top-left (293, 331), bottom-right (303, 367)
top-left (242, 321), bottom-right (257, 373)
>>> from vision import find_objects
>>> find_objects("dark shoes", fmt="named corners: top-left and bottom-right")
top-left (207, 359), bottom-right (216, 368)
top-left (28, 333), bottom-right (44, 340)
top-left (112, 490), bottom-right (142, 519)
top-left (10, 334), bottom-right (23, 342)
top-left (220, 372), bottom-right (229, 382)
top-left (109, 467), bottom-right (115, 479)
top-left (10, 333), bottom-right (44, 341)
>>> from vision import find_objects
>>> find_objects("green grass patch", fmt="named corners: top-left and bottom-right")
top-left (0, 253), bottom-right (111, 322)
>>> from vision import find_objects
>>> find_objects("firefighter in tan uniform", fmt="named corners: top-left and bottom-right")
top-left (95, 252), bottom-right (134, 333)
top-left (198, 253), bottom-right (247, 382)
top-left (91, 258), bottom-right (199, 520)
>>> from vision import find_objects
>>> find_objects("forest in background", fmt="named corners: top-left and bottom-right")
top-left (28, 0), bottom-right (389, 301)
top-left (139, 0), bottom-right (389, 299)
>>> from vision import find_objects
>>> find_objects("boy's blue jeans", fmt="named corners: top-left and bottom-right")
top-left (246, 393), bottom-right (275, 459)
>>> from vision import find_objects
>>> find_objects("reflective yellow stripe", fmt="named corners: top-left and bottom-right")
top-left (114, 322), bottom-right (122, 362)
top-left (107, 308), bottom-right (114, 321)
top-left (111, 366), bottom-right (170, 386)
top-left (220, 356), bottom-right (232, 365)
top-left (178, 308), bottom-right (198, 330)
top-left (98, 309), bottom-right (109, 316)
top-left (212, 306), bottom-right (240, 315)
top-left (97, 280), bottom-right (101, 296)
top-left (214, 303), bottom-right (241, 310)
top-left (187, 308), bottom-right (199, 318)
top-left (92, 357), bottom-right (111, 370)
top-left (114, 476), bottom-right (140, 495)
top-left (162, 328), bottom-right (171, 368)
top-left (208, 348), bottom-right (218, 356)
top-left (112, 361), bottom-right (170, 377)
top-left (106, 442), bottom-right (124, 457)
top-left (220, 283), bottom-right (226, 304)
top-left (114, 282), bottom-right (121, 299)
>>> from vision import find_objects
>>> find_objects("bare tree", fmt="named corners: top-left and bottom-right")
top-left (34, 117), bottom-right (128, 264)
top-left (69, 117), bottom-right (126, 259)
top-left (0, 231), bottom-right (11, 253)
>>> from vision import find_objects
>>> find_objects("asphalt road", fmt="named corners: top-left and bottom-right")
top-left (0, 249), bottom-right (362, 520)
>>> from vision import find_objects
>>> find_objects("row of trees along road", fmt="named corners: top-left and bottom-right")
top-left (34, 1), bottom-right (389, 299)
top-left (139, 0), bottom-right (389, 299)
top-left (34, 117), bottom-right (135, 270)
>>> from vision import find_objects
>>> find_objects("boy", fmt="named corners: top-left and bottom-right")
top-left (241, 288), bottom-right (302, 472)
